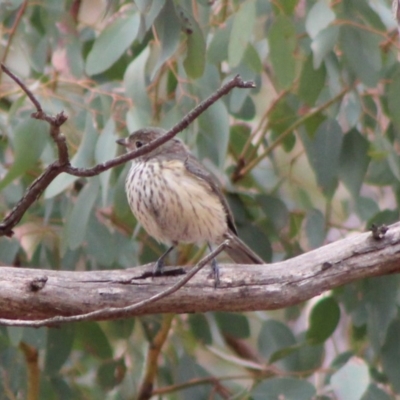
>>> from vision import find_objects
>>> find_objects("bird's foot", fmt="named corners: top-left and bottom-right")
top-left (152, 259), bottom-right (164, 276)
top-left (152, 245), bottom-right (175, 277)
top-left (210, 258), bottom-right (220, 288)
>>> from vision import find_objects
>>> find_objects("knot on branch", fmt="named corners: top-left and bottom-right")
top-left (370, 224), bottom-right (389, 240)
top-left (28, 276), bottom-right (48, 292)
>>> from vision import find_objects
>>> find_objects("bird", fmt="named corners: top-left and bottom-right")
top-left (116, 127), bottom-right (263, 285)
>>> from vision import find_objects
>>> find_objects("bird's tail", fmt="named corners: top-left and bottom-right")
top-left (223, 232), bottom-right (264, 264)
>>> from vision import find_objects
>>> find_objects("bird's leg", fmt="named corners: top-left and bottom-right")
top-left (153, 245), bottom-right (175, 276)
top-left (208, 243), bottom-right (220, 287)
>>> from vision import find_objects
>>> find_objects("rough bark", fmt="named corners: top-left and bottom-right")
top-left (0, 222), bottom-right (399, 325)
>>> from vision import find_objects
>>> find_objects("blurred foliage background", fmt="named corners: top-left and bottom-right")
top-left (1, 0), bottom-right (400, 399)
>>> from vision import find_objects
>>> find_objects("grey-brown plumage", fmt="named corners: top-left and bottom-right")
top-left (117, 127), bottom-right (263, 283)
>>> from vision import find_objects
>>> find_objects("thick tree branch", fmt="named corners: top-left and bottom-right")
top-left (0, 222), bottom-right (399, 326)
top-left (0, 64), bottom-right (254, 236)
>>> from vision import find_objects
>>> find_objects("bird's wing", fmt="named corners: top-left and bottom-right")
top-left (183, 155), bottom-right (238, 235)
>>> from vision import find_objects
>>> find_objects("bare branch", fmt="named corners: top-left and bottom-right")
top-left (1, 63), bottom-right (41, 110)
top-left (64, 75), bottom-right (255, 177)
top-left (0, 241), bottom-right (229, 327)
top-left (0, 163), bottom-right (64, 236)
top-left (0, 64), bottom-right (70, 236)
top-left (0, 223), bottom-right (398, 326)
top-left (0, 66), bottom-right (254, 236)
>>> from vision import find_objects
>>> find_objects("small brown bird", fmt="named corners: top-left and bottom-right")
top-left (117, 127), bottom-right (263, 284)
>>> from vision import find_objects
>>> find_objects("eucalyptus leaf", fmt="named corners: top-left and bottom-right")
top-left (228, 0), bottom-right (255, 68)
top-left (152, 0), bottom-right (181, 78)
top-left (95, 119), bottom-right (117, 206)
top-left (65, 178), bottom-right (100, 250)
top-left (86, 11), bottom-right (140, 75)
top-left (252, 378), bottom-right (316, 400)
top-left (331, 357), bottom-right (370, 400)
top-left (0, 119), bottom-right (48, 191)
top-left (306, 297), bottom-right (340, 344)
top-left (268, 15), bottom-right (296, 89)
top-left (301, 119), bottom-right (343, 198)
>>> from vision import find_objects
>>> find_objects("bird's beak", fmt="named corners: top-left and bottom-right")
top-left (116, 137), bottom-right (128, 146)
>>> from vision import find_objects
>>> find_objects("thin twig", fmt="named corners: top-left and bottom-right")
top-left (0, 241), bottom-right (229, 327)
top-left (0, 163), bottom-right (63, 236)
top-left (137, 314), bottom-right (175, 400)
top-left (0, 1), bottom-right (29, 79)
top-left (232, 85), bottom-right (350, 181)
top-left (0, 66), bottom-right (254, 236)
top-left (1, 64), bottom-right (42, 111)
top-left (65, 75), bottom-right (255, 177)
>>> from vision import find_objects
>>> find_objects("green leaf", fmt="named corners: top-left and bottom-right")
top-left (0, 119), bottom-right (48, 191)
top-left (369, 127), bottom-right (400, 182)
top-left (179, 7), bottom-right (206, 79)
top-left (215, 313), bottom-right (249, 339)
top-left (257, 194), bottom-right (289, 232)
top-left (382, 318), bottom-right (400, 392)
top-left (243, 43), bottom-right (262, 73)
top-left (20, 328), bottom-right (46, 351)
top-left (228, 0), bottom-right (256, 68)
top-left (268, 95), bottom-right (297, 151)
top-left (363, 276), bottom-right (398, 351)
top-left (7, 326), bottom-right (24, 346)
top-left (124, 47), bottom-right (151, 109)
top-left (229, 124), bottom-right (254, 155)
top-left (95, 118), bottom-right (117, 206)
top-left (355, 196), bottom-right (379, 221)
top-left (0, 237), bottom-right (20, 265)
top-left (311, 25), bottom-right (339, 68)
top-left (66, 36), bottom-right (85, 77)
top-left (304, 208), bottom-right (325, 249)
top-left (279, 0), bottom-right (299, 15)
top-left (306, 297), bottom-right (340, 344)
top-left (139, 1), bottom-right (165, 40)
top-left (86, 215), bottom-right (116, 267)
top-left (361, 384), bottom-right (393, 400)
top-left (387, 72), bottom-right (400, 130)
top-left (106, 319), bottom-right (135, 340)
top-left (340, 25), bottom-right (381, 87)
top-left (298, 54), bottom-right (326, 106)
top-left (96, 358), bottom-right (126, 390)
top-left (251, 378), bottom-right (316, 400)
top-left (152, 0), bottom-right (181, 78)
top-left (268, 15), bottom-right (296, 89)
top-left (366, 158), bottom-right (397, 186)
top-left (188, 314), bottom-right (212, 345)
top-left (65, 178), bottom-right (100, 250)
top-left (362, 95), bottom-right (378, 129)
top-left (176, 355), bottom-right (209, 397)
top-left (367, 209), bottom-right (398, 228)
top-left (47, 376), bottom-right (74, 399)
top-left (294, 334), bottom-right (324, 373)
top-left (305, 0), bottom-right (335, 39)
top-left (86, 11), bottom-right (140, 75)
top-left (339, 129), bottom-right (370, 198)
top-left (301, 119), bottom-right (343, 198)
top-left (208, 19), bottom-right (231, 65)
top-left (231, 95), bottom-right (256, 120)
top-left (331, 357), bottom-right (370, 400)
top-left (76, 322), bottom-right (113, 360)
top-left (197, 100), bottom-right (229, 168)
top-left (258, 319), bottom-right (296, 360)
top-left (237, 224), bottom-right (272, 263)
top-left (269, 343), bottom-right (301, 364)
top-left (44, 325), bottom-right (75, 375)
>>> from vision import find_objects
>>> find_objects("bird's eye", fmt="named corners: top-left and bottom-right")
top-left (135, 140), bottom-right (143, 148)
